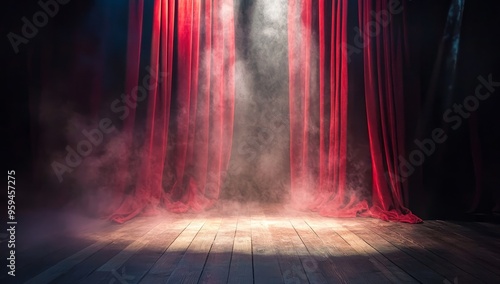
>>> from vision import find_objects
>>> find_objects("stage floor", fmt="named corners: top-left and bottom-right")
top-left (9, 204), bottom-right (500, 283)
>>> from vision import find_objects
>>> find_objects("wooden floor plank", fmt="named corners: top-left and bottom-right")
top-left (289, 218), bottom-right (348, 283)
top-left (226, 216), bottom-right (253, 284)
top-left (364, 220), bottom-right (481, 283)
top-left (139, 217), bottom-right (206, 283)
top-left (251, 212), bottom-right (284, 284)
top-left (262, 206), bottom-right (311, 284)
top-left (424, 221), bottom-right (500, 275)
top-left (11, 218), bottom-right (139, 281)
top-left (71, 217), bottom-right (165, 284)
top-left (408, 221), bottom-right (500, 279)
top-left (23, 217), bottom-right (156, 284)
top-left (267, 217), bottom-right (311, 284)
top-left (279, 217), bottom-right (330, 284)
top-left (51, 242), bottom-right (123, 284)
top-left (25, 241), bottom-right (111, 284)
top-left (13, 204), bottom-right (500, 284)
top-left (329, 219), bottom-right (419, 283)
top-left (385, 220), bottom-right (500, 283)
top-left (198, 216), bottom-right (237, 283)
top-left (346, 222), bottom-right (446, 283)
top-left (85, 216), bottom-right (193, 284)
top-left (115, 216), bottom-right (193, 284)
top-left (469, 222), bottom-right (500, 239)
top-left (164, 217), bottom-right (222, 284)
top-left (426, 221), bottom-right (500, 255)
top-left (305, 216), bottom-right (391, 284)
top-left (97, 222), bottom-right (167, 272)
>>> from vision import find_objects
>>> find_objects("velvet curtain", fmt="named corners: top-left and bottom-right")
top-left (110, 0), bottom-right (235, 223)
top-left (287, 0), bottom-right (421, 223)
top-left (359, 0), bottom-right (420, 223)
top-left (38, 0), bottom-right (420, 223)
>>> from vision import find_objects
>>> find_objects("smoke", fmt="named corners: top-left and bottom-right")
top-left (221, 0), bottom-right (290, 203)
top-left (36, 0), bottom-right (375, 218)
top-left (43, 109), bottom-right (131, 216)
top-left (345, 143), bottom-right (372, 204)
top-left (227, 0), bottom-right (372, 212)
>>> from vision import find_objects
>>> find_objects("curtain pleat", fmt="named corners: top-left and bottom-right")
top-left (288, 0), bottom-right (421, 223)
top-left (110, 0), bottom-right (236, 223)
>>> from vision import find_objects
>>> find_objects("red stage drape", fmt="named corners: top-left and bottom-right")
top-left (38, 0), bottom-right (421, 223)
top-left (359, 0), bottom-right (420, 223)
top-left (288, 0), bottom-right (421, 223)
top-left (110, 0), bottom-right (235, 223)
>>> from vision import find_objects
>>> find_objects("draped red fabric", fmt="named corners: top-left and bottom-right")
top-left (106, 0), bottom-right (145, 216)
top-left (110, 0), bottom-right (235, 223)
top-left (288, 0), bottom-right (421, 223)
top-left (288, 0), bottom-right (364, 216)
top-left (359, 0), bottom-right (420, 223)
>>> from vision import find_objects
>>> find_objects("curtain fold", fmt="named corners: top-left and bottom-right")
top-left (288, 0), bottom-right (361, 215)
top-left (48, 0), bottom-right (420, 223)
top-left (110, 0), bottom-right (235, 223)
top-left (106, 0), bottom-right (145, 215)
top-left (288, 0), bottom-right (421, 223)
top-left (359, 0), bottom-right (420, 223)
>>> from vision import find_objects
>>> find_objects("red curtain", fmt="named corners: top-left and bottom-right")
top-left (110, 0), bottom-right (235, 223)
top-left (288, 0), bottom-right (421, 223)
top-left (36, 0), bottom-right (420, 223)
top-left (359, 0), bottom-right (420, 223)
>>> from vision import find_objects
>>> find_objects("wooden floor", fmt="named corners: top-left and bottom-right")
top-left (5, 203), bottom-right (500, 284)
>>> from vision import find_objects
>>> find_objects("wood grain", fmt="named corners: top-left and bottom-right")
top-left (15, 205), bottom-right (500, 284)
